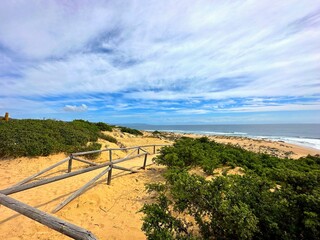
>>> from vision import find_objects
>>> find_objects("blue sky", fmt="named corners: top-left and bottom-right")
top-left (0, 0), bottom-right (320, 124)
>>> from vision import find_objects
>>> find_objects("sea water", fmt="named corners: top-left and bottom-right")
top-left (127, 124), bottom-right (320, 150)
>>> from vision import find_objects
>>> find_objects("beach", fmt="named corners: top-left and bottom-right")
top-left (132, 124), bottom-right (320, 151)
top-left (1, 130), bottom-right (319, 240)
top-left (187, 134), bottom-right (320, 159)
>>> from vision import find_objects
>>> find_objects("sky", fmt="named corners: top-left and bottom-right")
top-left (0, 0), bottom-right (320, 124)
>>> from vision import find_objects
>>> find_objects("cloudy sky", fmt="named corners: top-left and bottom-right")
top-left (0, 0), bottom-right (319, 124)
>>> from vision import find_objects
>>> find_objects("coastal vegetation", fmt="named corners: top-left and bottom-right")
top-left (119, 126), bottom-right (143, 136)
top-left (0, 119), bottom-right (141, 158)
top-left (141, 137), bottom-right (320, 240)
top-left (1, 119), bottom-right (319, 239)
top-left (152, 130), bottom-right (162, 136)
top-left (95, 121), bottom-right (113, 131)
top-left (98, 133), bottom-right (118, 144)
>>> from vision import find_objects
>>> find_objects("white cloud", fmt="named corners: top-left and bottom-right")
top-left (0, 1), bottom-right (115, 59)
top-left (63, 104), bottom-right (88, 112)
top-left (176, 109), bottom-right (211, 115)
top-left (223, 103), bottom-right (320, 113)
top-left (0, 0), bottom-right (319, 119)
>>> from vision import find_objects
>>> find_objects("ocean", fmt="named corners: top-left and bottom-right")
top-left (126, 124), bottom-right (320, 150)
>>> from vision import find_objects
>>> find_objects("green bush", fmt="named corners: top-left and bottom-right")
top-left (119, 127), bottom-right (143, 136)
top-left (155, 137), bottom-right (223, 173)
top-left (99, 133), bottom-right (117, 143)
top-left (141, 137), bottom-right (320, 240)
top-left (95, 122), bottom-right (113, 131)
top-left (0, 119), bottom-right (109, 158)
top-left (75, 142), bottom-right (102, 159)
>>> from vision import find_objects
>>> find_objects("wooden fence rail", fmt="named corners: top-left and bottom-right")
top-left (71, 144), bottom-right (168, 156)
top-left (52, 166), bottom-right (112, 213)
top-left (0, 152), bottom-right (148, 196)
top-left (0, 144), bottom-right (169, 240)
top-left (0, 193), bottom-right (97, 240)
top-left (12, 157), bottom-right (71, 187)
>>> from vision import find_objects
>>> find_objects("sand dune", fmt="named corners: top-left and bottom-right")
top-left (1, 131), bottom-right (319, 239)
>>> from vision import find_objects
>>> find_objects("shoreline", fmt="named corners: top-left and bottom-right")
top-left (147, 131), bottom-right (320, 159)
top-left (141, 127), bottom-right (320, 151)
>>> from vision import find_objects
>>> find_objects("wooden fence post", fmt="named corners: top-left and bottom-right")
top-left (109, 149), bottom-right (112, 162)
top-left (142, 154), bottom-right (148, 170)
top-left (67, 155), bottom-right (73, 173)
top-left (107, 165), bottom-right (113, 185)
top-left (153, 145), bottom-right (156, 154)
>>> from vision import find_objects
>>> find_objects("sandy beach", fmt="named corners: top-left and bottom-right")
top-left (1, 130), bottom-right (319, 240)
top-left (183, 133), bottom-right (320, 159)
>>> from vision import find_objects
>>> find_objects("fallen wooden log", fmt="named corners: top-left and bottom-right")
top-left (0, 193), bottom-right (97, 240)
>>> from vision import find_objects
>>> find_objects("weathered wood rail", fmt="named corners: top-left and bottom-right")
top-left (0, 193), bottom-right (97, 240)
top-left (0, 144), bottom-right (169, 240)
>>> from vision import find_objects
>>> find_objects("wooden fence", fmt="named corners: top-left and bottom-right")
top-left (0, 144), bottom-right (169, 240)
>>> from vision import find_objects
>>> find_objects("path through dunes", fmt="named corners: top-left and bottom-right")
top-left (0, 152), bottom-right (166, 239)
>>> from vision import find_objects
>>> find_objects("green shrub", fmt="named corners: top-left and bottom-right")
top-left (0, 119), bottom-right (110, 158)
top-left (99, 133), bottom-right (117, 143)
top-left (155, 137), bottom-right (222, 173)
top-left (119, 127), bottom-right (143, 136)
top-left (95, 122), bottom-right (113, 131)
top-left (142, 137), bottom-right (320, 240)
top-left (75, 142), bottom-right (102, 159)
top-left (141, 193), bottom-right (190, 240)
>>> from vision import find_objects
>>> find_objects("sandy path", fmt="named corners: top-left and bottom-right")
top-left (0, 135), bottom-right (168, 240)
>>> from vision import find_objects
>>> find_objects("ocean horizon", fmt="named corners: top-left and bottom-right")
top-left (125, 124), bottom-right (320, 150)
